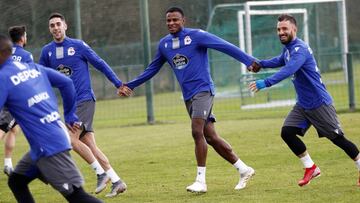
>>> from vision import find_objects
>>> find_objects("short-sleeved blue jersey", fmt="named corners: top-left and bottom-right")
top-left (12, 44), bottom-right (33, 63)
top-left (259, 38), bottom-right (332, 109)
top-left (0, 58), bottom-right (78, 160)
top-left (127, 28), bottom-right (255, 101)
top-left (39, 37), bottom-right (122, 103)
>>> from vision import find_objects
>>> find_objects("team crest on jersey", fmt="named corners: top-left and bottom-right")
top-left (172, 54), bottom-right (189, 70)
top-left (67, 47), bottom-right (75, 56)
top-left (184, 36), bottom-right (192, 45)
top-left (57, 64), bottom-right (73, 76)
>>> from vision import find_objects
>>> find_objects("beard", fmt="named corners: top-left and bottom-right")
top-left (279, 34), bottom-right (293, 44)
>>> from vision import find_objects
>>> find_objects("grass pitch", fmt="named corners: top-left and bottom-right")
top-left (0, 110), bottom-right (360, 202)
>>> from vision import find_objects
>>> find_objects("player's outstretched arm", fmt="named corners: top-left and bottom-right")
top-left (126, 49), bottom-right (166, 90)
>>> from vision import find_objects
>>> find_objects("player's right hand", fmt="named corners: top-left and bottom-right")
top-left (247, 61), bottom-right (261, 73)
top-left (118, 84), bottom-right (133, 97)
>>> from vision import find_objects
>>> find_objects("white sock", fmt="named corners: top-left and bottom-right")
top-left (106, 168), bottom-right (121, 183)
top-left (355, 159), bottom-right (360, 171)
top-left (195, 166), bottom-right (206, 184)
top-left (300, 154), bottom-right (314, 168)
top-left (90, 161), bottom-right (105, 175)
top-left (233, 159), bottom-right (248, 174)
top-left (4, 158), bottom-right (12, 168)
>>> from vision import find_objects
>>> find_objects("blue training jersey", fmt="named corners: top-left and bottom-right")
top-left (39, 37), bottom-right (122, 103)
top-left (259, 38), bottom-right (332, 109)
top-left (12, 44), bottom-right (34, 63)
top-left (0, 58), bottom-right (78, 161)
top-left (127, 28), bottom-right (255, 101)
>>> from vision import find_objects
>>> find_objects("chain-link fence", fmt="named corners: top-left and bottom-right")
top-left (1, 0), bottom-right (359, 125)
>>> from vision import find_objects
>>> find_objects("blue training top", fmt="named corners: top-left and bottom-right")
top-left (12, 44), bottom-right (34, 63)
top-left (39, 37), bottom-right (122, 103)
top-left (127, 28), bottom-right (255, 101)
top-left (260, 38), bottom-right (332, 109)
top-left (0, 58), bottom-right (78, 160)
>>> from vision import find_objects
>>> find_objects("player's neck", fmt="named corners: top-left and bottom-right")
top-left (54, 36), bottom-right (66, 43)
top-left (14, 42), bottom-right (23, 48)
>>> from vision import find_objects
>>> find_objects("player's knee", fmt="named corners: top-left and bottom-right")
top-left (331, 136), bottom-right (360, 159)
top-left (191, 128), bottom-right (204, 139)
top-left (281, 126), bottom-right (301, 141)
top-left (8, 173), bottom-right (30, 190)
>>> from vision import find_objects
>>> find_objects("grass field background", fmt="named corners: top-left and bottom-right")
top-left (0, 103), bottom-right (359, 202)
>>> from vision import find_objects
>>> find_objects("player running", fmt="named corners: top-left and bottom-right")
top-left (248, 14), bottom-right (360, 187)
top-left (0, 25), bottom-right (34, 176)
top-left (39, 13), bottom-right (127, 197)
top-left (120, 7), bottom-right (257, 193)
top-left (0, 34), bottom-right (102, 203)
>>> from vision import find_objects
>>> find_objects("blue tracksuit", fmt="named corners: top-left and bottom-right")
top-left (39, 37), bottom-right (122, 103)
top-left (260, 38), bottom-right (332, 109)
top-left (127, 28), bottom-right (255, 101)
top-left (0, 58), bottom-right (78, 161)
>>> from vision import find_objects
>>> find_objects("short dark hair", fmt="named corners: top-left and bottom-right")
top-left (8, 25), bottom-right (26, 43)
top-left (166, 7), bottom-right (184, 17)
top-left (278, 14), bottom-right (297, 27)
top-left (49, 12), bottom-right (66, 21)
top-left (0, 34), bottom-right (12, 53)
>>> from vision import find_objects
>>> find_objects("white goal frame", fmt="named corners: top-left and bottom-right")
top-left (238, 8), bottom-right (309, 74)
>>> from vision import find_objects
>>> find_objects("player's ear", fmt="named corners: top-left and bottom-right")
top-left (292, 24), bottom-right (297, 33)
top-left (64, 22), bottom-right (68, 31)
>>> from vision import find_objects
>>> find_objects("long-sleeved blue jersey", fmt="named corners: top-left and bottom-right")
top-left (259, 38), bottom-right (332, 109)
top-left (127, 28), bottom-right (255, 100)
top-left (12, 44), bottom-right (33, 63)
top-left (39, 37), bottom-right (122, 103)
top-left (0, 58), bottom-right (78, 161)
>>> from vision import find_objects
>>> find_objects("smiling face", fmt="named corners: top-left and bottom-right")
top-left (166, 11), bottom-right (185, 34)
top-left (49, 17), bottom-right (67, 43)
top-left (277, 20), bottom-right (297, 44)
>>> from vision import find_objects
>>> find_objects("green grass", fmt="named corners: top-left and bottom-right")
top-left (1, 112), bottom-right (360, 202)
top-left (1, 64), bottom-right (359, 202)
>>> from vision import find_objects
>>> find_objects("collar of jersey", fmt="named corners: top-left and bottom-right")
top-left (54, 37), bottom-right (69, 46)
top-left (171, 27), bottom-right (186, 38)
top-left (0, 58), bottom-right (13, 68)
top-left (285, 37), bottom-right (299, 49)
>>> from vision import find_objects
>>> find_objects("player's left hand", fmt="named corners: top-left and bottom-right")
top-left (66, 121), bottom-right (83, 134)
top-left (249, 80), bottom-right (266, 92)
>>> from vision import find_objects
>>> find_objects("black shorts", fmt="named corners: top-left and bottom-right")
top-left (0, 108), bottom-right (17, 133)
top-left (283, 104), bottom-right (343, 139)
top-left (14, 151), bottom-right (84, 196)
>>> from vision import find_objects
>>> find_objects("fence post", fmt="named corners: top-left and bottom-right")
top-left (347, 52), bottom-right (356, 111)
top-left (140, 0), bottom-right (155, 124)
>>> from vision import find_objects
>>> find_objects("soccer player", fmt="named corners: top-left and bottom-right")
top-left (0, 34), bottom-right (102, 203)
top-left (39, 13), bottom-right (128, 197)
top-left (248, 14), bottom-right (360, 187)
top-left (119, 7), bottom-right (256, 193)
top-left (0, 25), bottom-right (34, 176)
